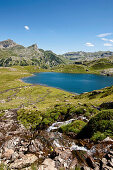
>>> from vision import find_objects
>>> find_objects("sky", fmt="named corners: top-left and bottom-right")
top-left (0, 0), bottom-right (113, 54)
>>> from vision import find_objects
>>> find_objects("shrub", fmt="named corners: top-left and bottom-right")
top-left (91, 130), bottom-right (113, 141)
top-left (17, 109), bottom-right (43, 129)
top-left (59, 120), bottom-right (86, 135)
top-left (77, 109), bottom-right (113, 140)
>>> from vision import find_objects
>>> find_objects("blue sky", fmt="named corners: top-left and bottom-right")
top-left (0, 0), bottom-right (113, 54)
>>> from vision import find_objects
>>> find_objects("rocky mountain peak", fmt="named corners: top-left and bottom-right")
top-left (0, 39), bottom-right (17, 49)
top-left (28, 44), bottom-right (38, 51)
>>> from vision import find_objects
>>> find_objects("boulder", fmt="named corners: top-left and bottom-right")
top-left (39, 158), bottom-right (57, 170)
top-left (3, 149), bottom-right (14, 160)
top-left (10, 154), bottom-right (38, 169)
top-left (0, 132), bottom-right (4, 139)
top-left (103, 137), bottom-right (113, 142)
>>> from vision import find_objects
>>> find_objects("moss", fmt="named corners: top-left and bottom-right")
top-left (17, 109), bottom-right (43, 129)
top-left (59, 120), bottom-right (86, 135)
top-left (91, 130), bottom-right (113, 141)
top-left (77, 109), bottom-right (113, 140)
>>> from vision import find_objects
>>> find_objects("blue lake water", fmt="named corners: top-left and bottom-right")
top-left (22, 72), bottom-right (113, 94)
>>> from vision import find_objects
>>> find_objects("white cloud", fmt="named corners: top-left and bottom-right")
top-left (24, 26), bottom-right (30, 30)
top-left (97, 33), bottom-right (112, 38)
top-left (109, 39), bottom-right (113, 43)
top-left (101, 38), bottom-right (108, 41)
top-left (101, 38), bottom-right (113, 43)
top-left (104, 43), bottom-right (112, 47)
top-left (85, 42), bottom-right (94, 47)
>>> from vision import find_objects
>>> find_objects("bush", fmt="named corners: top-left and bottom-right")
top-left (91, 130), bottom-right (113, 141)
top-left (77, 109), bottom-right (113, 140)
top-left (17, 109), bottom-right (43, 129)
top-left (59, 120), bottom-right (86, 135)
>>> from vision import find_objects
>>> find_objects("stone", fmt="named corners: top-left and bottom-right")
top-left (10, 154), bottom-right (38, 169)
top-left (69, 158), bottom-right (78, 169)
top-left (0, 132), bottom-right (4, 139)
top-left (83, 166), bottom-right (91, 170)
top-left (107, 160), bottom-right (113, 168)
top-left (102, 158), bottom-right (107, 164)
top-left (103, 137), bottom-right (113, 142)
top-left (109, 151), bottom-right (113, 156)
top-left (3, 137), bottom-right (21, 150)
top-left (39, 158), bottom-right (57, 170)
top-left (3, 149), bottom-right (14, 160)
top-left (86, 156), bottom-right (95, 169)
top-left (28, 139), bottom-right (43, 153)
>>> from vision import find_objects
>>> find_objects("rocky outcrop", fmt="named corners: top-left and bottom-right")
top-left (28, 44), bottom-right (39, 51)
top-left (10, 154), bottom-right (38, 169)
top-left (39, 158), bottom-right (57, 170)
top-left (0, 109), bottom-right (113, 169)
top-left (0, 39), bottom-right (17, 48)
top-left (101, 68), bottom-right (113, 76)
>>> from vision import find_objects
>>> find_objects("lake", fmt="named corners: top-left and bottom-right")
top-left (22, 72), bottom-right (113, 94)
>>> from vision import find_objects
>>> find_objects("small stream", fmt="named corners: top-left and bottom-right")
top-left (45, 118), bottom-right (90, 153)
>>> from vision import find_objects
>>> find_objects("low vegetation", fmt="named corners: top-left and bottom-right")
top-left (59, 120), bottom-right (86, 135)
top-left (0, 65), bottom-right (113, 141)
top-left (77, 109), bottom-right (113, 141)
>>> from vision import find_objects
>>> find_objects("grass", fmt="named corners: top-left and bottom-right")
top-left (0, 65), bottom-right (113, 112)
top-left (59, 120), bottom-right (86, 135)
top-left (0, 65), bottom-right (113, 141)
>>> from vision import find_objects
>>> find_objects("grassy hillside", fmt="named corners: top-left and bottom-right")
top-left (51, 57), bottom-right (113, 75)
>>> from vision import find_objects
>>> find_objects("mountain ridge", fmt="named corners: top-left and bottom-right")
top-left (0, 39), bottom-right (65, 68)
top-left (0, 39), bottom-right (113, 67)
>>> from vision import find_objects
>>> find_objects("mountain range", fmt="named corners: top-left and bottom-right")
top-left (63, 51), bottom-right (113, 61)
top-left (0, 39), bottom-right (113, 68)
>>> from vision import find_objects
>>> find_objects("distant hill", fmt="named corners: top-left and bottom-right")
top-left (0, 39), bottom-right (65, 68)
top-left (63, 51), bottom-right (113, 61)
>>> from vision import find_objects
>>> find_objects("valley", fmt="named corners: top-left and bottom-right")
top-left (0, 40), bottom-right (113, 169)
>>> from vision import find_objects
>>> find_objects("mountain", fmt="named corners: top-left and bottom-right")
top-left (0, 39), bottom-right (113, 68)
top-left (0, 39), bottom-right (65, 68)
top-left (63, 51), bottom-right (113, 61)
top-left (0, 39), bottom-right (17, 48)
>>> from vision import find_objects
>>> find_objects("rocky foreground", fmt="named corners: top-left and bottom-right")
top-left (0, 109), bottom-right (113, 169)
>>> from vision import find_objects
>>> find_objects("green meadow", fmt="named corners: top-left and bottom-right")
top-left (0, 65), bottom-right (113, 141)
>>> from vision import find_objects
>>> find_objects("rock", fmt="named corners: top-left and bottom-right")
top-left (0, 132), bottom-right (4, 139)
top-left (102, 158), bottom-right (107, 164)
top-left (3, 137), bottom-right (21, 150)
top-left (103, 137), bottom-right (113, 142)
top-left (108, 160), bottom-right (113, 168)
top-left (64, 100), bottom-right (69, 102)
top-left (54, 148), bottom-right (72, 168)
top-left (11, 152), bottom-right (19, 161)
top-left (0, 39), bottom-right (17, 48)
top-left (86, 156), bottom-right (96, 169)
top-left (3, 149), bottom-right (14, 160)
top-left (69, 158), bottom-right (78, 169)
top-left (39, 158), bottom-right (57, 170)
top-left (109, 151), bottom-right (113, 156)
top-left (0, 100), bottom-right (5, 103)
top-left (82, 166), bottom-right (91, 170)
top-left (103, 164), bottom-right (113, 170)
top-left (10, 154), bottom-right (38, 169)
top-left (28, 139), bottom-right (43, 153)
